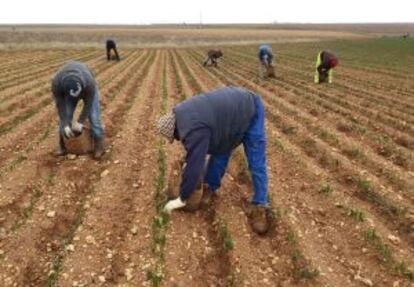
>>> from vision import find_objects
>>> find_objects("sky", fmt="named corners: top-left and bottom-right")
top-left (1, 0), bottom-right (413, 24)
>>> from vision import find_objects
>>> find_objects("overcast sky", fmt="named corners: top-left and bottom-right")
top-left (1, 0), bottom-right (413, 24)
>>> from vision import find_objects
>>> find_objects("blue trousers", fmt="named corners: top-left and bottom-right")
top-left (59, 89), bottom-right (104, 139)
top-left (204, 96), bottom-right (268, 206)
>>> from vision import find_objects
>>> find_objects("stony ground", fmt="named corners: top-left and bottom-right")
top-left (0, 37), bottom-right (413, 286)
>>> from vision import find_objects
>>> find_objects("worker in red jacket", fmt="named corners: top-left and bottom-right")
top-left (314, 50), bottom-right (338, 84)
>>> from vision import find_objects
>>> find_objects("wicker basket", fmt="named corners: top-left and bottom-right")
top-left (64, 127), bottom-right (94, 155)
top-left (266, 65), bottom-right (275, 78)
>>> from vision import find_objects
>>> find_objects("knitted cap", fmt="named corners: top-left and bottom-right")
top-left (158, 113), bottom-right (176, 142)
top-left (329, 58), bottom-right (338, 68)
top-left (63, 75), bottom-right (82, 98)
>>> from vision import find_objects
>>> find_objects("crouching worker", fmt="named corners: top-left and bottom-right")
top-left (106, 39), bottom-right (120, 61)
top-left (203, 49), bottom-right (223, 67)
top-left (258, 44), bottom-right (275, 77)
top-left (314, 50), bottom-right (338, 84)
top-left (158, 86), bottom-right (270, 234)
top-left (52, 61), bottom-right (105, 159)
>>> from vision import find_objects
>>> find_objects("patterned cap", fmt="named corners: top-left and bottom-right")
top-left (62, 75), bottom-right (82, 98)
top-left (157, 113), bottom-right (176, 142)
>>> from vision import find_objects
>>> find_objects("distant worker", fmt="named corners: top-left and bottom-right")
top-left (52, 61), bottom-right (105, 159)
top-left (158, 86), bottom-right (270, 235)
top-left (203, 49), bottom-right (223, 67)
top-left (258, 44), bottom-right (275, 78)
top-left (314, 50), bottom-right (338, 84)
top-left (106, 39), bottom-right (120, 61)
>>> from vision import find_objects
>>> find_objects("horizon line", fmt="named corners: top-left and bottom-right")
top-left (1, 22), bottom-right (413, 26)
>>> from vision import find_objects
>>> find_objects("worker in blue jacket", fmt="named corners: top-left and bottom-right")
top-left (258, 44), bottom-right (274, 67)
top-left (158, 86), bottom-right (269, 234)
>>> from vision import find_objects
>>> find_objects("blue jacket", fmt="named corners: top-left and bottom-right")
top-left (173, 86), bottom-right (257, 200)
top-left (258, 45), bottom-right (273, 64)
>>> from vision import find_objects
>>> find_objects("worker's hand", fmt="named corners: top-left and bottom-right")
top-left (163, 197), bottom-right (186, 213)
top-left (72, 122), bottom-right (84, 136)
top-left (63, 126), bottom-right (75, 139)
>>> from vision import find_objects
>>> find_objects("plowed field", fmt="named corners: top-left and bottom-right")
top-left (0, 37), bottom-right (413, 287)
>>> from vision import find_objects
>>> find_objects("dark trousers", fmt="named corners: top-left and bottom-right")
top-left (106, 47), bottom-right (120, 61)
top-left (203, 57), bottom-right (218, 67)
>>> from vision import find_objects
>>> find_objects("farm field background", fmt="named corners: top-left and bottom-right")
top-left (0, 26), bottom-right (413, 287)
top-left (1, 23), bottom-right (414, 48)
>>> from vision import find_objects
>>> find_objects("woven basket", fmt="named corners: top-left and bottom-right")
top-left (166, 159), bottom-right (203, 212)
top-left (64, 127), bottom-right (94, 155)
top-left (266, 65), bottom-right (275, 78)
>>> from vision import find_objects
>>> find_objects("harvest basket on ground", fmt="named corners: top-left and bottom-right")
top-left (165, 159), bottom-right (203, 212)
top-left (63, 127), bottom-right (94, 155)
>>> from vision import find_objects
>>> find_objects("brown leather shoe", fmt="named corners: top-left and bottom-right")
top-left (250, 205), bottom-right (269, 235)
top-left (54, 135), bottom-right (67, 157)
top-left (182, 188), bottom-right (203, 212)
top-left (200, 184), bottom-right (215, 206)
top-left (54, 147), bottom-right (67, 157)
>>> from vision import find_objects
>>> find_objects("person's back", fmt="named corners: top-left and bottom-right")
top-left (174, 86), bottom-right (256, 155)
top-left (314, 50), bottom-right (338, 84)
top-left (203, 49), bottom-right (223, 67)
top-left (106, 39), bottom-right (116, 49)
top-left (258, 45), bottom-right (273, 61)
top-left (320, 50), bottom-right (337, 70)
top-left (52, 61), bottom-right (96, 98)
top-left (106, 39), bottom-right (120, 61)
top-left (207, 49), bottom-right (223, 59)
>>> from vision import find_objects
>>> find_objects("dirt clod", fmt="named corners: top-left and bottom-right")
top-left (85, 235), bottom-right (96, 245)
top-left (98, 275), bottom-right (106, 283)
top-left (64, 128), bottom-right (94, 155)
top-left (67, 154), bottom-right (77, 160)
top-left (100, 169), bottom-right (110, 178)
top-left (387, 234), bottom-right (401, 245)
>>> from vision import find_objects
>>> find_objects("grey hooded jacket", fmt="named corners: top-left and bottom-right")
top-left (51, 61), bottom-right (97, 127)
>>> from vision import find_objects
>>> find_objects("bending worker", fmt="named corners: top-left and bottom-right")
top-left (203, 49), bottom-right (223, 67)
top-left (314, 50), bottom-right (338, 84)
top-left (106, 39), bottom-right (120, 61)
top-left (52, 61), bottom-right (105, 159)
top-left (158, 86), bottom-right (270, 234)
top-left (258, 44), bottom-right (274, 68)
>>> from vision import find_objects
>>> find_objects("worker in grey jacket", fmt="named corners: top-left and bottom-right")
top-left (158, 86), bottom-right (270, 234)
top-left (51, 61), bottom-right (105, 159)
